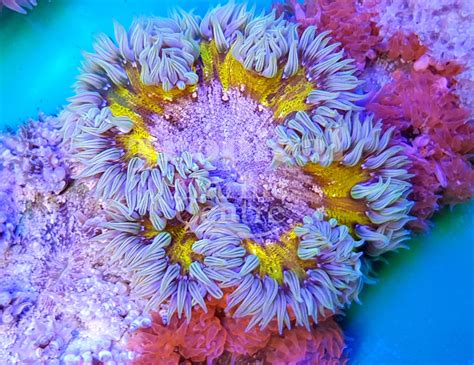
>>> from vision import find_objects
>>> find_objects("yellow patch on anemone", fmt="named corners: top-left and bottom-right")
top-left (243, 229), bottom-right (316, 284)
top-left (166, 221), bottom-right (203, 273)
top-left (200, 41), bottom-right (314, 121)
top-left (304, 162), bottom-right (372, 229)
top-left (106, 66), bottom-right (196, 166)
top-left (140, 218), bottom-right (160, 239)
top-left (141, 218), bottom-right (203, 273)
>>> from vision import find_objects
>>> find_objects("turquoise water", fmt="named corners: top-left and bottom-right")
top-left (344, 202), bottom-right (474, 365)
top-left (1, 1), bottom-right (473, 364)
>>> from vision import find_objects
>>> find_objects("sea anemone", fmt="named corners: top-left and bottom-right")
top-left (61, 2), bottom-right (413, 332)
top-left (225, 211), bottom-right (363, 334)
top-left (270, 110), bottom-right (414, 255)
top-left (0, 0), bottom-right (36, 14)
top-left (98, 200), bottom-right (249, 321)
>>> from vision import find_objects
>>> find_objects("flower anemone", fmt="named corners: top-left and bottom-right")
top-left (98, 200), bottom-right (249, 321)
top-left (225, 211), bottom-right (363, 334)
top-left (66, 106), bottom-right (219, 216)
top-left (61, 2), bottom-right (413, 329)
top-left (270, 110), bottom-right (414, 256)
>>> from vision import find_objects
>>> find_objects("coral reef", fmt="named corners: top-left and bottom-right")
top-left (0, 181), bottom-right (141, 363)
top-left (0, 182), bottom-right (17, 255)
top-left (0, 114), bottom-right (70, 199)
top-left (1, 0), bottom-right (473, 364)
top-left (0, 115), bottom-right (70, 253)
top-left (0, 0), bottom-right (36, 14)
top-left (0, 280), bottom-right (37, 326)
top-left (374, 0), bottom-right (474, 116)
top-left (367, 68), bottom-right (474, 228)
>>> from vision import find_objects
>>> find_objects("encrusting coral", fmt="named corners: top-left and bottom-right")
top-left (0, 114), bottom-right (70, 254)
top-left (0, 115), bottom-right (70, 198)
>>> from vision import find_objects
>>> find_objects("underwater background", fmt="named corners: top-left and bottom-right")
top-left (0, 0), bottom-right (473, 364)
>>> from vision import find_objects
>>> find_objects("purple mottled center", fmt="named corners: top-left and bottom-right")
top-left (148, 82), bottom-right (324, 241)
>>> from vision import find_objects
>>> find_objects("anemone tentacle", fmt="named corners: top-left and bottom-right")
top-left (224, 211), bottom-right (363, 334)
top-left (69, 107), bottom-right (219, 217)
top-left (98, 200), bottom-right (250, 321)
top-left (269, 110), bottom-right (414, 255)
top-left (0, 0), bottom-right (36, 14)
top-left (231, 11), bottom-right (299, 78)
top-left (199, 2), bottom-right (254, 53)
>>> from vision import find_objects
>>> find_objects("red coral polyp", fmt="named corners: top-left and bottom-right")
top-left (130, 307), bottom-right (226, 364)
top-left (386, 31), bottom-right (427, 62)
top-left (222, 317), bottom-right (273, 357)
top-left (275, 0), bottom-right (381, 70)
top-left (265, 318), bottom-right (346, 365)
top-left (368, 68), bottom-right (474, 227)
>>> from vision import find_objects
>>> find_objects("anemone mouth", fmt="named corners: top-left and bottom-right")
top-left (62, 2), bottom-right (414, 329)
top-left (242, 228), bottom-right (317, 284)
top-left (163, 217), bottom-right (203, 274)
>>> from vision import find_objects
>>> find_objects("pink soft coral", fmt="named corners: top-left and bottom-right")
top-left (265, 318), bottom-right (347, 365)
top-left (368, 69), bottom-right (474, 229)
top-left (222, 317), bottom-right (273, 357)
top-left (274, 0), bottom-right (380, 70)
top-left (385, 31), bottom-right (427, 62)
top-left (179, 307), bottom-right (227, 363)
top-left (129, 312), bottom-right (186, 365)
top-left (130, 295), bottom-right (348, 364)
top-left (130, 305), bottom-right (226, 364)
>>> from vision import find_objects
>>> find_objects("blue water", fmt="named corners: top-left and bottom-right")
top-left (1, 1), bottom-right (473, 364)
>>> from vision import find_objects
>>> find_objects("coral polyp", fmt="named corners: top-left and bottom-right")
top-left (59, 1), bottom-right (414, 334)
